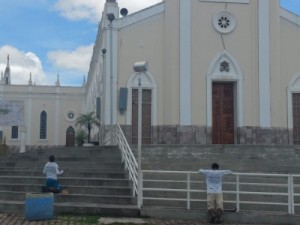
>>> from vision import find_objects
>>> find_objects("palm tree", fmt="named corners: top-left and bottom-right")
top-left (75, 112), bottom-right (100, 143)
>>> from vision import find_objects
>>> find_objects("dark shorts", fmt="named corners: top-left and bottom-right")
top-left (45, 178), bottom-right (61, 192)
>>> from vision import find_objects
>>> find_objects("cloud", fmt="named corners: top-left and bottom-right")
top-left (54, 0), bottom-right (162, 23)
top-left (54, 0), bottom-right (102, 23)
top-left (48, 45), bottom-right (93, 73)
top-left (0, 45), bottom-right (48, 85)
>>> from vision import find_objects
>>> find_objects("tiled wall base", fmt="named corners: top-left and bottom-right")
top-left (121, 125), bottom-right (292, 145)
top-left (238, 127), bottom-right (291, 145)
top-left (7, 126), bottom-right (293, 152)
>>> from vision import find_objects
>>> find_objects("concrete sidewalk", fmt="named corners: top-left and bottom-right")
top-left (0, 214), bottom-right (274, 225)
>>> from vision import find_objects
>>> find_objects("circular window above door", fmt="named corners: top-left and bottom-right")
top-left (212, 10), bottom-right (237, 34)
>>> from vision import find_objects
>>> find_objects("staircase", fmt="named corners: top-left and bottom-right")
top-left (2, 144), bottom-right (300, 217)
top-left (0, 146), bottom-right (139, 216)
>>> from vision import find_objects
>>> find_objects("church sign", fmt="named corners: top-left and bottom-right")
top-left (0, 100), bottom-right (25, 126)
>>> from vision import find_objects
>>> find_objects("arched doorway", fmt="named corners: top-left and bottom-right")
top-left (126, 71), bottom-right (157, 144)
top-left (288, 73), bottom-right (300, 144)
top-left (207, 50), bottom-right (244, 144)
top-left (66, 126), bottom-right (75, 147)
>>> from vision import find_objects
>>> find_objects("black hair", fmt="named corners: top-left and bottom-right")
top-left (211, 163), bottom-right (219, 170)
top-left (49, 155), bottom-right (55, 162)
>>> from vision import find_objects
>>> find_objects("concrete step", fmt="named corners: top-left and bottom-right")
top-left (142, 199), bottom-right (289, 213)
top-left (0, 176), bottom-right (131, 187)
top-left (0, 162), bottom-right (125, 169)
top-left (8, 156), bottom-right (121, 163)
top-left (0, 167), bottom-right (126, 173)
top-left (0, 170), bottom-right (127, 179)
top-left (0, 200), bottom-right (139, 216)
top-left (0, 184), bottom-right (132, 195)
top-left (0, 191), bottom-right (137, 205)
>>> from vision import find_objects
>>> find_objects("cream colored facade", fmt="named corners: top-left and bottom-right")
top-left (0, 75), bottom-right (85, 151)
top-left (3, 0), bottom-right (300, 150)
top-left (86, 0), bottom-right (300, 145)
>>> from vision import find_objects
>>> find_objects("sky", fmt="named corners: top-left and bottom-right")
top-left (0, 0), bottom-right (299, 86)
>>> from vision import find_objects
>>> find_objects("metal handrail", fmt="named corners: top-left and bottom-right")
top-left (115, 123), bottom-right (138, 196)
top-left (141, 170), bottom-right (300, 214)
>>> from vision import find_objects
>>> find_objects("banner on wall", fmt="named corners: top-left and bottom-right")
top-left (0, 100), bottom-right (25, 126)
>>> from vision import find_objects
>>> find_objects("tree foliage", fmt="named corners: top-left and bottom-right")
top-left (75, 129), bottom-right (87, 146)
top-left (75, 112), bottom-right (100, 143)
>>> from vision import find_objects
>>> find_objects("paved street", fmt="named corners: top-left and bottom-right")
top-left (0, 214), bottom-right (275, 225)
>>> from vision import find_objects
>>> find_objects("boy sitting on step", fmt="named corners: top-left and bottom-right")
top-left (43, 155), bottom-right (64, 193)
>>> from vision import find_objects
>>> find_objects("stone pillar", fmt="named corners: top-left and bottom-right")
top-left (20, 126), bottom-right (26, 153)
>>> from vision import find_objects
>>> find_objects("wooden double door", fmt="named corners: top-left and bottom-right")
top-left (212, 83), bottom-right (235, 144)
top-left (66, 126), bottom-right (75, 147)
top-left (293, 93), bottom-right (300, 144)
top-left (131, 89), bottom-right (152, 144)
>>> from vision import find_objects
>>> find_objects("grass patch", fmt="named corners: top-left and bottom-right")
top-left (51, 215), bottom-right (101, 225)
top-left (110, 223), bottom-right (153, 225)
top-left (77, 216), bottom-right (100, 224)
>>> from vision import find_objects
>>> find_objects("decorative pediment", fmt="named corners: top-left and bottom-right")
top-left (207, 50), bottom-right (243, 80)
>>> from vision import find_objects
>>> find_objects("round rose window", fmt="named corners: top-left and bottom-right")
top-left (212, 10), bottom-right (237, 34)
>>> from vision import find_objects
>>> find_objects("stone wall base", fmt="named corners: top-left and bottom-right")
top-left (120, 125), bottom-right (292, 145)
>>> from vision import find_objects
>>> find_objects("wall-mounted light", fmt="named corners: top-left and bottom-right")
top-left (107, 13), bottom-right (115, 22)
top-left (133, 61), bottom-right (148, 73)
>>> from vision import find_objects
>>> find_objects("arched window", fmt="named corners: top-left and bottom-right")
top-left (40, 111), bottom-right (47, 139)
top-left (66, 126), bottom-right (75, 147)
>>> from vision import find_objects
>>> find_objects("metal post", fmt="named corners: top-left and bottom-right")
top-left (236, 174), bottom-right (240, 212)
top-left (187, 173), bottom-right (190, 210)
top-left (288, 174), bottom-right (295, 214)
top-left (137, 75), bottom-right (143, 208)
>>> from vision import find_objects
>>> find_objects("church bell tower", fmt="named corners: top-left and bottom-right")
top-left (3, 55), bottom-right (11, 85)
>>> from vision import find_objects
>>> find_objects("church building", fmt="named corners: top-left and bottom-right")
top-left (87, 0), bottom-right (300, 145)
top-left (2, 0), bottom-right (300, 151)
top-left (0, 56), bottom-right (85, 151)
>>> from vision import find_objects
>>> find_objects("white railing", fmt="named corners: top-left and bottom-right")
top-left (115, 124), bottom-right (138, 196)
top-left (141, 170), bottom-right (300, 214)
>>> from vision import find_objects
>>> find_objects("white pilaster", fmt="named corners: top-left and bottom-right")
top-left (55, 87), bottom-right (61, 145)
top-left (180, 0), bottom-right (192, 125)
top-left (19, 126), bottom-right (26, 153)
top-left (259, 0), bottom-right (271, 127)
top-left (26, 87), bottom-right (32, 146)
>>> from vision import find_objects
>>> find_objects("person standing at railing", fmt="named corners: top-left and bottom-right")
top-left (199, 163), bottom-right (232, 224)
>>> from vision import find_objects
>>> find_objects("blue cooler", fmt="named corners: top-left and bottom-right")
top-left (25, 193), bottom-right (54, 220)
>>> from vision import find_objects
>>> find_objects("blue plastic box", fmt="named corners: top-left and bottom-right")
top-left (25, 193), bottom-right (54, 220)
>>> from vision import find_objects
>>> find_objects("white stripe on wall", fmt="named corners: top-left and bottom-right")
top-left (259, 0), bottom-right (271, 127)
top-left (180, 0), bottom-right (192, 125)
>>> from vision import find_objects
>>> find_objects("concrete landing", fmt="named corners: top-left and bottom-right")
top-left (98, 217), bottom-right (146, 224)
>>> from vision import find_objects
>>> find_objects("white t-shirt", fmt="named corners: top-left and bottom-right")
top-left (43, 162), bottom-right (63, 180)
top-left (199, 169), bottom-right (232, 193)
